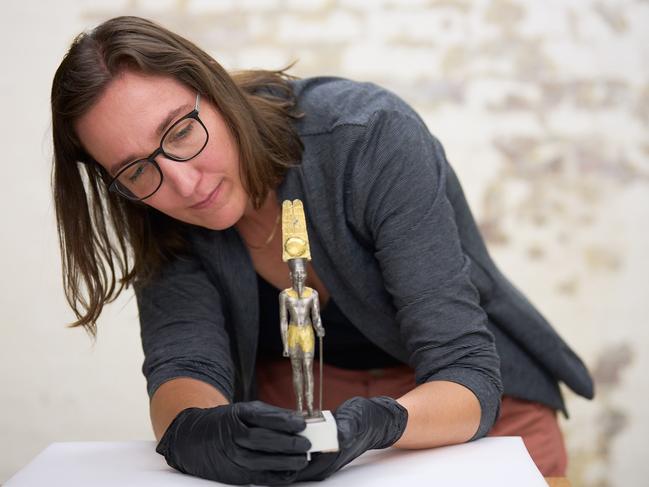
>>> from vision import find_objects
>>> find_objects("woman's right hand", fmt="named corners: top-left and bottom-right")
top-left (156, 401), bottom-right (310, 485)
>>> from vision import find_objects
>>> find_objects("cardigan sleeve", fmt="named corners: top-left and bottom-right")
top-left (349, 108), bottom-right (503, 439)
top-left (134, 252), bottom-right (235, 402)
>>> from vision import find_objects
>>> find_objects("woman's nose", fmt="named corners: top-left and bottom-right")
top-left (157, 156), bottom-right (201, 198)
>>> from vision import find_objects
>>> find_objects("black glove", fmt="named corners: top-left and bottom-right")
top-left (296, 396), bottom-right (408, 482)
top-left (156, 401), bottom-right (311, 485)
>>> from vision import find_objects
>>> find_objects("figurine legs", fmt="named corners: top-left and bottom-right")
top-left (290, 355), bottom-right (315, 417)
top-left (290, 358), bottom-right (304, 412)
top-left (303, 355), bottom-right (314, 417)
top-left (287, 323), bottom-right (316, 416)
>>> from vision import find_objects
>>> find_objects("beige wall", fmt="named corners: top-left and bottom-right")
top-left (1, 1), bottom-right (647, 485)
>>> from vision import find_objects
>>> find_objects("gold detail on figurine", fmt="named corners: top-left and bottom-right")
top-left (282, 200), bottom-right (312, 262)
top-left (288, 324), bottom-right (315, 353)
top-left (287, 288), bottom-right (312, 299)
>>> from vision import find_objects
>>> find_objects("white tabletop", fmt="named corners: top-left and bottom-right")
top-left (5, 436), bottom-right (546, 486)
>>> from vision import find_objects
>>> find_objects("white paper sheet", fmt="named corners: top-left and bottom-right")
top-left (5, 436), bottom-right (547, 486)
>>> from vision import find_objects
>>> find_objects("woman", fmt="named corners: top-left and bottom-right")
top-left (51, 16), bottom-right (593, 485)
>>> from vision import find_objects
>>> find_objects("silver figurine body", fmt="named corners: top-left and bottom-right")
top-left (279, 258), bottom-right (325, 418)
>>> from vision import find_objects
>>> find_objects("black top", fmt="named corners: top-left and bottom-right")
top-left (136, 78), bottom-right (593, 440)
top-left (256, 274), bottom-right (402, 370)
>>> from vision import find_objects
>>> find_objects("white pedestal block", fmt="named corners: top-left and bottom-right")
top-left (299, 410), bottom-right (339, 456)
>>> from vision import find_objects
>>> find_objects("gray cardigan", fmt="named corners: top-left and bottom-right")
top-left (136, 77), bottom-right (593, 439)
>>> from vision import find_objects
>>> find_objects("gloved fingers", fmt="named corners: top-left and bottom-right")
top-left (250, 469), bottom-right (300, 486)
top-left (336, 396), bottom-right (409, 450)
top-left (334, 397), bottom-right (366, 426)
top-left (236, 401), bottom-right (306, 433)
top-left (335, 396), bottom-right (367, 411)
top-left (231, 448), bottom-right (309, 472)
top-left (330, 414), bottom-right (360, 450)
top-left (295, 451), bottom-right (341, 482)
top-left (236, 427), bottom-right (311, 453)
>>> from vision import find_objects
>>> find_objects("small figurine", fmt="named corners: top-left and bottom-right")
top-left (279, 200), bottom-right (338, 454)
top-left (279, 200), bottom-right (325, 417)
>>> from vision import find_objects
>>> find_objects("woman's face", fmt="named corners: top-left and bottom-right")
top-left (75, 70), bottom-right (248, 230)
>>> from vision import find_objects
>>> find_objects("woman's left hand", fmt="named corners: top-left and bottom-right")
top-left (296, 396), bottom-right (408, 481)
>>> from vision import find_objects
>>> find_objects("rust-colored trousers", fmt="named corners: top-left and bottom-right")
top-left (256, 360), bottom-right (567, 476)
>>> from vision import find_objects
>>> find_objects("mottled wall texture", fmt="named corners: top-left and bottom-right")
top-left (1, 1), bottom-right (647, 486)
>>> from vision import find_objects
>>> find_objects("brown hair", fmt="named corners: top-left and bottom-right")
top-left (51, 16), bottom-right (303, 337)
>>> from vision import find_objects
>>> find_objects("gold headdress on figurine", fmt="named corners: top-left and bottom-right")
top-left (282, 199), bottom-right (312, 262)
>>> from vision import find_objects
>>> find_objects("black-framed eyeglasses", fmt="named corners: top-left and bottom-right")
top-left (108, 93), bottom-right (209, 201)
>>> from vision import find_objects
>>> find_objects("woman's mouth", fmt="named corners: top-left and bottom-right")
top-left (190, 181), bottom-right (222, 209)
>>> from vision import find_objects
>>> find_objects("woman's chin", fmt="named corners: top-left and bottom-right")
top-left (195, 205), bottom-right (246, 231)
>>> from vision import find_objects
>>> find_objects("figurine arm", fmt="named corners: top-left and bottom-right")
top-left (310, 290), bottom-right (325, 337)
top-left (279, 291), bottom-right (289, 357)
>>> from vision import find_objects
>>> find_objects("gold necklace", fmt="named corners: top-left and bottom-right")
top-left (244, 211), bottom-right (281, 250)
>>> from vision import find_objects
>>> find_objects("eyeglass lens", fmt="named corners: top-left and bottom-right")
top-left (115, 117), bottom-right (207, 200)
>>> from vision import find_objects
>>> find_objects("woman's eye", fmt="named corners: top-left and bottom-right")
top-left (127, 164), bottom-right (146, 183)
top-left (170, 121), bottom-right (194, 142)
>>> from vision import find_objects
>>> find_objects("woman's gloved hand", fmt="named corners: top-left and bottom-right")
top-left (297, 396), bottom-right (408, 482)
top-left (156, 401), bottom-right (311, 485)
